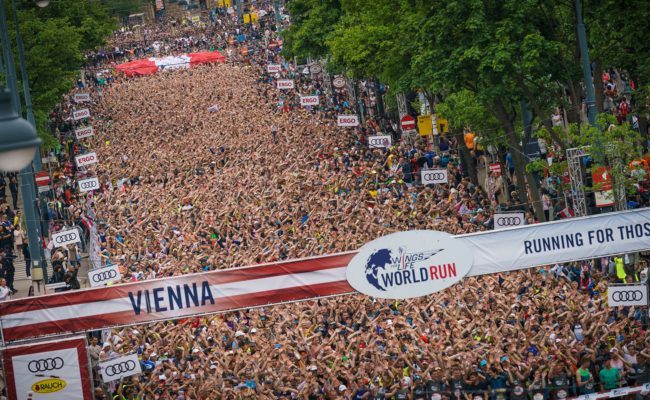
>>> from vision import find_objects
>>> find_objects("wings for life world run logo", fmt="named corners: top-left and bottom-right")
top-left (347, 230), bottom-right (474, 299)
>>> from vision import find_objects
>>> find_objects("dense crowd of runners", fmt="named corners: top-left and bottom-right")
top-left (1, 3), bottom-right (649, 399)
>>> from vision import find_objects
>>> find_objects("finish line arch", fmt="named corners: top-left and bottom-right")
top-left (1, 208), bottom-right (649, 344)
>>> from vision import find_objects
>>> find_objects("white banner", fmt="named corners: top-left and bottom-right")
top-left (75, 152), bottom-right (98, 168)
top-left (462, 208), bottom-right (650, 277)
top-left (99, 353), bottom-right (141, 383)
top-left (78, 177), bottom-right (100, 193)
top-left (88, 264), bottom-right (122, 288)
top-left (72, 109), bottom-right (90, 121)
top-left (493, 212), bottom-right (526, 230)
top-left (52, 228), bottom-right (81, 248)
top-left (368, 135), bottom-right (392, 149)
top-left (421, 169), bottom-right (448, 185)
top-left (607, 284), bottom-right (648, 307)
top-left (4, 337), bottom-right (90, 400)
top-left (73, 93), bottom-right (90, 103)
top-left (74, 126), bottom-right (94, 140)
top-left (337, 115), bottom-right (359, 127)
top-left (276, 79), bottom-right (294, 90)
top-left (267, 64), bottom-right (281, 73)
top-left (300, 95), bottom-right (319, 106)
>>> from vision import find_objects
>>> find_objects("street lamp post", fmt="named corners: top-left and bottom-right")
top-left (0, 0), bottom-right (46, 282)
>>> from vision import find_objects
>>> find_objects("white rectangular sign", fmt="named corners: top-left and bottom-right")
top-left (72, 108), bottom-right (90, 121)
top-left (607, 284), bottom-right (648, 307)
top-left (52, 228), bottom-right (81, 248)
top-left (74, 126), bottom-right (94, 140)
top-left (99, 353), bottom-right (141, 383)
top-left (493, 212), bottom-right (526, 230)
top-left (10, 344), bottom-right (86, 399)
top-left (276, 79), bottom-right (294, 90)
top-left (462, 208), bottom-right (650, 277)
top-left (73, 93), bottom-right (90, 103)
top-left (78, 177), bottom-right (100, 193)
top-left (88, 264), bottom-right (121, 287)
top-left (368, 135), bottom-right (392, 149)
top-left (337, 115), bottom-right (360, 127)
top-left (421, 169), bottom-right (448, 185)
top-left (300, 95), bottom-right (319, 106)
top-left (267, 64), bottom-right (281, 73)
top-left (75, 152), bottom-right (98, 168)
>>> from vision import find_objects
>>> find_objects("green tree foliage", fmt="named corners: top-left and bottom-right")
top-left (282, 0), bottom-right (342, 62)
top-left (5, 0), bottom-right (116, 147)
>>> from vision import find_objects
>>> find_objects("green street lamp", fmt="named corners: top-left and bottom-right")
top-left (0, 89), bottom-right (41, 172)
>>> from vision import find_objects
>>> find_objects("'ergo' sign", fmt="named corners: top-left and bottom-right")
top-left (337, 115), bottom-right (359, 127)
top-left (300, 96), bottom-right (319, 106)
top-left (75, 152), bottom-right (98, 168)
top-left (267, 64), bottom-right (281, 73)
top-left (72, 108), bottom-right (90, 121)
top-left (276, 79), bottom-right (294, 90)
top-left (75, 126), bottom-right (94, 140)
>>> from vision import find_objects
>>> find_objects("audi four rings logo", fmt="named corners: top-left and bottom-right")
top-left (423, 172), bottom-right (446, 181)
top-left (369, 139), bottom-right (389, 146)
top-left (496, 217), bottom-right (522, 226)
top-left (80, 181), bottom-right (98, 189)
top-left (92, 270), bottom-right (118, 282)
top-left (105, 360), bottom-right (137, 376)
top-left (55, 233), bottom-right (78, 243)
top-left (612, 290), bottom-right (644, 302)
top-left (28, 357), bottom-right (64, 373)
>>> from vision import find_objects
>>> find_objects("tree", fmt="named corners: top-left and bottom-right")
top-left (282, 0), bottom-right (342, 62)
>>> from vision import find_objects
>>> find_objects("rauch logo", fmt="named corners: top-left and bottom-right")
top-left (346, 230), bottom-right (474, 299)
top-left (32, 378), bottom-right (67, 394)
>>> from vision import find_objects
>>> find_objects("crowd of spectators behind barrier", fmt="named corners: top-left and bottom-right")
top-left (0, 3), bottom-right (649, 399)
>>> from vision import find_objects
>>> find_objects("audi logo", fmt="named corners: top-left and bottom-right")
top-left (495, 217), bottom-right (522, 226)
top-left (55, 233), bottom-right (78, 243)
top-left (369, 138), bottom-right (389, 146)
top-left (80, 181), bottom-right (98, 189)
top-left (422, 172), bottom-right (446, 181)
top-left (28, 357), bottom-right (64, 373)
top-left (92, 270), bottom-right (118, 282)
top-left (611, 290), bottom-right (644, 302)
top-left (104, 360), bottom-right (137, 376)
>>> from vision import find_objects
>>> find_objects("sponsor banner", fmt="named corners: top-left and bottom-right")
top-left (2, 336), bottom-right (92, 400)
top-left (88, 264), bottom-right (122, 288)
top-left (0, 253), bottom-right (356, 342)
top-left (99, 353), bottom-right (141, 383)
top-left (607, 284), bottom-right (648, 307)
top-left (493, 213), bottom-right (526, 230)
top-left (276, 79), bottom-right (294, 90)
top-left (337, 115), bottom-right (359, 127)
top-left (346, 230), bottom-right (472, 299)
top-left (267, 64), bottom-right (281, 73)
top-left (309, 64), bottom-right (323, 74)
top-left (421, 169), bottom-right (448, 185)
top-left (75, 152), bottom-right (98, 168)
top-left (332, 77), bottom-right (346, 89)
top-left (78, 177), bottom-right (100, 193)
top-left (72, 108), bottom-right (90, 121)
top-left (489, 163), bottom-right (501, 175)
top-left (300, 95), bottom-right (319, 106)
top-left (74, 126), bottom-right (94, 140)
top-left (73, 93), bottom-right (90, 103)
top-left (2, 210), bottom-right (650, 340)
top-left (368, 135), bottom-right (392, 149)
top-left (52, 228), bottom-right (81, 248)
top-left (461, 208), bottom-right (650, 277)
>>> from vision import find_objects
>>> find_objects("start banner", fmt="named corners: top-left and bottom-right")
top-left (1, 209), bottom-right (650, 341)
top-left (1, 336), bottom-right (92, 400)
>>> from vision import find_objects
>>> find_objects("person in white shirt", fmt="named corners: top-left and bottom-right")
top-left (0, 279), bottom-right (11, 301)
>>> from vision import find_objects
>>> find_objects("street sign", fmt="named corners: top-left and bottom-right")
top-left (489, 163), bottom-right (502, 176)
top-left (35, 171), bottom-right (50, 187)
top-left (332, 77), bottom-right (346, 89)
top-left (607, 283), bottom-right (648, 307)
top-left (400, 115), bottom-right (416, 132)
top-left (417, 115), bottom-right (433, 136)
top-left (593, 166), bottom-right (615, 207)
